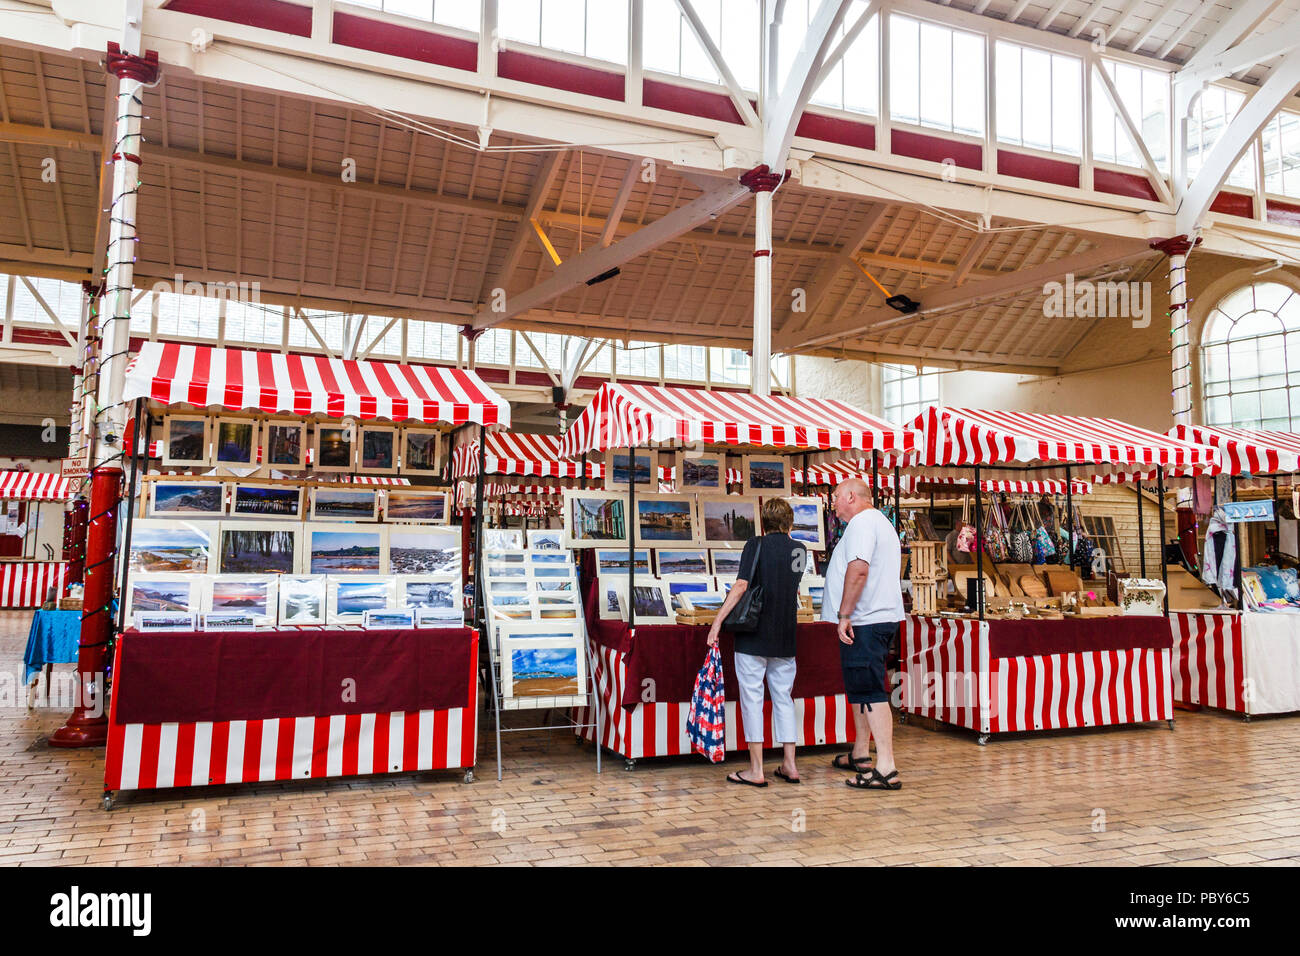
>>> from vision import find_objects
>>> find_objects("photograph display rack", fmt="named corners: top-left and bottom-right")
top-left (483, 628), bottom-right (603, 781)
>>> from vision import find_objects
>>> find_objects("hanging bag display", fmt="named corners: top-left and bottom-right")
top-left (955, 497), bottom-right (979, 554)
top-left (1011, 500), bottom-right (1035, 563)
top-left (686, 645), bottom-right (726, 763)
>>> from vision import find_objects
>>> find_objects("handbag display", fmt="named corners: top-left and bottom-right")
top-left (1011, 501), bottom-right (1035, 563)
top-left (723, 538), bottom-right (765, 633)
top-left (955, 498), bottom-right (978, 554)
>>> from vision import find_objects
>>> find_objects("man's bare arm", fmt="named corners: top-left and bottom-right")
top-left (838, 558), bottom-right (870, 621)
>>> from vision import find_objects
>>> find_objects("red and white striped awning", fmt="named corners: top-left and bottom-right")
top-left (558, 382), bottom-right (908, 456)
top-left (0, 471), bottom-right (72, 501)
top-left (124, 342), bottom-right (510, 427)
top-left (906, 407), bottom-right (1219, 472)
top-left (1168, 424), bottom-right (1300, 475)
top-left (453, 432), bottom-right (598, 479)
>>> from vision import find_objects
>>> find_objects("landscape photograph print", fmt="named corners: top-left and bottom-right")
top-left (163, 416), bottom-right (208, 465)
top-left (676, 452), bottom-right (723, 490)
top-left (699, 496), bottom-right (758, 547)
top-left (315, 425), bottom-right (354, 470)
top-left (743, 455), bottom-right (791, 495)
top-left (279, 577), bottom-right (326, 624)
top-left (150, 482), bottom-right (224, 517)
top-left (128, 578), bottom-right (193, 615)
top-left (128, 521), bottom-right (211, 574)
top-left (359, 427), bottom-right (396, 472)
top-left (385, 490), bottom-right (448, 523)
top-left (219, 526), bottom-right (297, 574)
top-left (635, 496), bottom-right (696, 544)
top-left (263, 422), bottom-right (304, 468)
top-left (388, 529), bottom-right (459, 574)
top-left (563, 491), bottom-right (626, 546)
top-left (310, 529), bottom-right (384, 574)
top-left (312, 488), bottom-right (378, 521)
top-left (215, 419), bottom-right (256, 465)
top-left (231, 484), bottom-right (301, 518)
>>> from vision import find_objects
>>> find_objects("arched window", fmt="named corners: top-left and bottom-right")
top-left (1201, 281), bottom-right (1300, 430)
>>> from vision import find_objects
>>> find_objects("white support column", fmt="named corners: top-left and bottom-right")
top-left (96, 42), bottom-right (153, 472)
top-left (753, 187), bottom-right (773, 396)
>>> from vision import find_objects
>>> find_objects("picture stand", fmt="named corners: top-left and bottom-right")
top-left (483, 620), bottom-right (602, 781)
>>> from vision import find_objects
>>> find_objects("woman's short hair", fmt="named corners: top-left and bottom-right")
top-left (761, 497), bottom-right (793, 534)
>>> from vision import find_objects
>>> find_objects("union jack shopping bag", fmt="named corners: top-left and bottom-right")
top-left (686, 645), bottom-right (726, 763)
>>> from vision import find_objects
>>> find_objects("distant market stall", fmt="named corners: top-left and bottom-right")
top-left (556, 382), bottom-right (909, 765)
top-left (896, 406), bottom-right (1220, 743)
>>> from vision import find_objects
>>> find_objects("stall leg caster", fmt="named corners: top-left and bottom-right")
top-left (1242, 714), bottom-right (1252, 724)
top-left (898, 712), bottom-right (907, 725)
top-left (976, 734), bottom-right (989, 746)
top-left (1167, 719), bottom-right (1175, 730)
top-left (102, 791), bottom-right (114, 811)
top-left (624, 758), bottom-right (637, 772)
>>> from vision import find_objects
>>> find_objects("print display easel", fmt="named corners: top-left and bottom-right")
top-left (558, 382), bottom-right (909, 767)
top-left (0, 471), bottom-right (73, 608)
top-left (894, 406), bottom-right (1220, 743)
top-left (1151, 425), bottom-right (1300, 718)
top-left (101, 342), bottom-right (507, 804)
top-left (452, 430), bottom-right (601, 779)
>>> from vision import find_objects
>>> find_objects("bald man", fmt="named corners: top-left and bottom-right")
top-left (823, 477), bottom-right (905, 791)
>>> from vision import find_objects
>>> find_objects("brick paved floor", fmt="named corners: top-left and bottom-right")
top-left (3, 610), bottom-right (1299, 866)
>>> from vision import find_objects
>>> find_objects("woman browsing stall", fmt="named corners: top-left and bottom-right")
top-left (707, 498), bottom-right (808, 787)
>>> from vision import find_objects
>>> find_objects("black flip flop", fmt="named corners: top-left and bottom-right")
top-left (832, 752), bottom-right (872, 773)
top-left (845, 768), bottom-right (902, 791)
top-left (726, 770), bottom-right (768, 788)
top-left (773, 767), bottom-right (801, 785)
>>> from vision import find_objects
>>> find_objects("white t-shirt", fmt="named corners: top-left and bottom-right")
top-left (820, 507), bottom-right (904, 627)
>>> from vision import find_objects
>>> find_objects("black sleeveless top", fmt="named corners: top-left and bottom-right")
top-left (732, 533), bottom-right (806, 658)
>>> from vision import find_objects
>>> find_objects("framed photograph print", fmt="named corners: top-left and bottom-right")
top-left (148, 481), bottom-right (224, 518)
top-left (357, 425), bottom-right (397, 474)
top-left (161, 415), bottom-right (210, 468)
top-left (399, 575), bottom-right (463, 625)
top-left (526, 529), bottom-right (563, 551)
top-left (313, 423), bottom-right (355, 472)
top-left (135, 612), bottom-right (197, 632)
top-left (665, 575), bottom-right (713, 610)
top-left (527, 551), bottom-right (570, 566)
top-left (604, 448), bottom-right (654, 492)
top-left (628, 579), bottom-right (675, 624)
top-left (710, 549), bottom-right (743, 577)
top-left (679, 590), bottom-right (727, 615)
top-left (384, 489), bottom-right (450, 524)
top-left (310, 487), bottom-right (379, 522)
top-left (388, 527), bottom-right (460, 574)
top-left (263, 419), bottom-right (306, 470)
top-left (327, 576), bottom-right (396, 625)
top-left (400, 428), bottom-right (441, 476)
top-left (127, 572), bottom-right (201, 625)
top-left (786, 496), bottom-right (827, 551)
top-left (675, 451), bottom-right (725, 492)
top-left (483, 528), bottom-right (524, 551)
top-left (229, 483), bottom-right (302, 519)
top-left (498, 623), bottom-right (586, 702)
top-left (561, 490), bottom-right (627, 548)
top-left (278, 576), bottom-right (327, 625)
top-left (800, 574), bottom-right (825, 614)
top-left (742, 455), bottom-right (791, 496)
top-left (203, 611), bottom-right (260, 631)
top-left (127, 519), bottom-right (212, 574)
top-left (697, 495), bottom-right (757, 549)
top-left (306, 525), bottom-right (386, 575)
top-left (217, 522), bottom-right (300, 574)
top-left (655, 548), bottom-right (709, 576)
top-left (202, 574), bottom-right (278, 628)
top-left (595, 548), bottom-right (649, 574)
top-left (214, 418), bottom-right (258, 467)
top-left (596, 577), bottom-right (627, 621)
top-left (364, 608), bottom-right (415, 629)
top-left (633, 494), bottom-right (698, 546)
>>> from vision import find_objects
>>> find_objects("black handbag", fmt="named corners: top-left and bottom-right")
top-left (723, 538), bottom-right (766, 633)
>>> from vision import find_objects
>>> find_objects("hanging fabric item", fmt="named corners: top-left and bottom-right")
top-left (1200, 507), bottom-right (1237, 600)
top-left (686, 645), bottom-right (726, 763)
top-left (1192, 476), bottom-right (1214, 516)
top-left (955, 497), bottom-right (978, 553)
top-left (983, 497), bottom-right (1008, 562)
top-left (1011, 500), bottom-right (1035, 563)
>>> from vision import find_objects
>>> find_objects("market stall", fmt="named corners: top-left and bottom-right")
top-left (556, 381), bottom-right (908, 765)
top-left (895, 406), bottom-right (1220, 742)
top-left (1156, 424), bottom-right (1300, 717)
top-left (101, 342), bottom-right (506, 803)
top-left (0, 470), bottom-right (73, 608)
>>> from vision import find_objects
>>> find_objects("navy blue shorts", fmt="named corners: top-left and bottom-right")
top-left (840, 621), bottom-right (897, 706)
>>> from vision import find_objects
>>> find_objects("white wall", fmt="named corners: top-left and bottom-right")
top-left (793, 355), bottom-right (881, 412)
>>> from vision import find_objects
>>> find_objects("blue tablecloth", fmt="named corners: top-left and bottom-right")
top-left (23, 609), bottom-right (80, 684)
